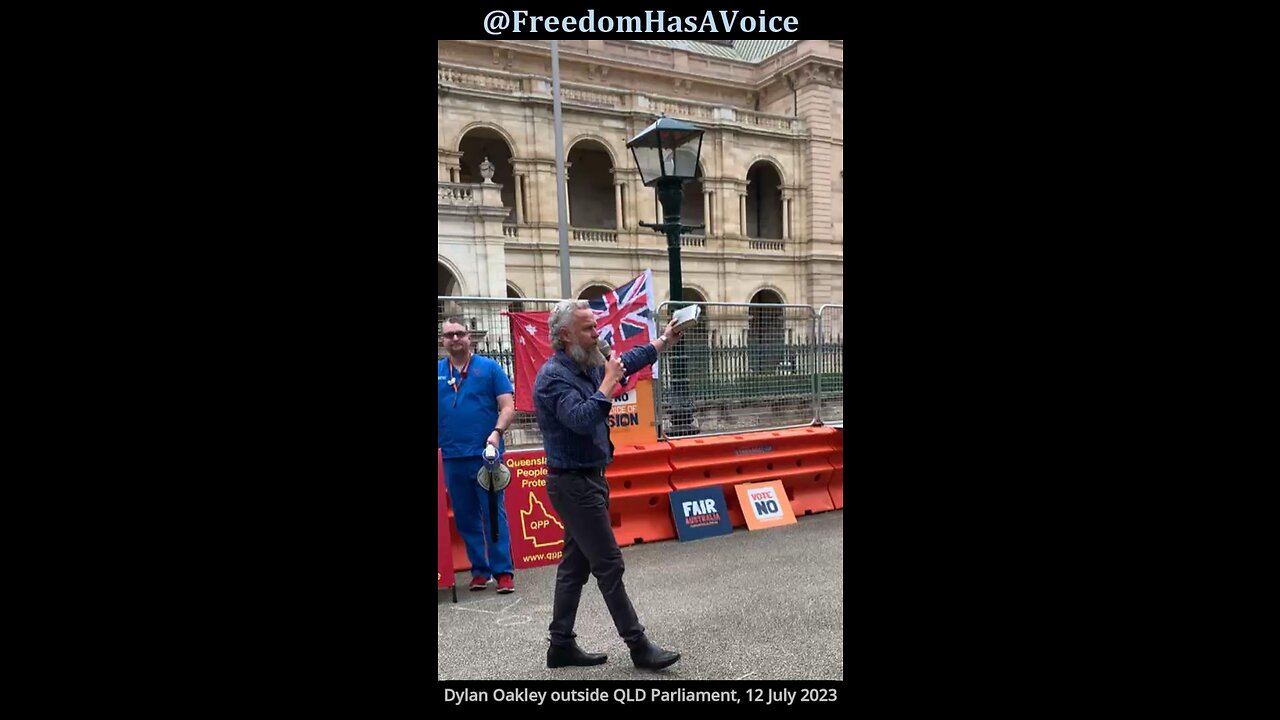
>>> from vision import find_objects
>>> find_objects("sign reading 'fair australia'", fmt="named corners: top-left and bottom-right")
top-left (669, 486), bottom-right (734, 542)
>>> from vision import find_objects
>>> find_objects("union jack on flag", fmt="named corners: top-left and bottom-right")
top-left (501, 268), bottom-right (660, 412)
top-left (588, 269), bottom-right (657, 347)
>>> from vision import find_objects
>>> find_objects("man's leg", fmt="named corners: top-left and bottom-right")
top-left (547, 468), bottom-right (644, 644)
top-left (546, 474), bottom-right (592, 645)
top-left (444, 457), bottom-right (491, 579)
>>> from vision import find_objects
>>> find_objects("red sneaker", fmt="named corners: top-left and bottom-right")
top-left (470, 575), bottom-right (491, 591)
top-left (496, 573), bottom-right (514, 594)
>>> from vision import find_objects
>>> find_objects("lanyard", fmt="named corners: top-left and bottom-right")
top-left (447, 355), bottom-right (471, 408)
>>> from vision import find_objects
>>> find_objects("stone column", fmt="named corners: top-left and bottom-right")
top-left (781, 190), bottom-right (791, 241)
top-left (703, 189), bottom-right (713, 235)
top-left (514, 173), bottom-right (525, 225)
top-left (564, 171), bottom-right (572, 227)
top-left (510, 159), bottom-right (546, 226)
top-left (614, 181), bottom-right (625, 230)
top-left (438, 149), bottom-right (463, 183)
top-left (739, 194), bottom-right (747, 237)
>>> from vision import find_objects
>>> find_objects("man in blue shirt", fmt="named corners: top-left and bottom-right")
top-left (438, 317), bottom-right (517, 593)
top-left (533, 299), bottom-right (685, 671)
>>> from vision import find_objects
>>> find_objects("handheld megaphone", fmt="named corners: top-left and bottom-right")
top-left (477, 443), bottom-right (510, 542)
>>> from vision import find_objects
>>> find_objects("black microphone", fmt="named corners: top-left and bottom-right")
top-left (598, 337), bottom-right (630, 388)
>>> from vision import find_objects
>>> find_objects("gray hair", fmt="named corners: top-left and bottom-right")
top-left (549, 300), bottom-right (590, 350)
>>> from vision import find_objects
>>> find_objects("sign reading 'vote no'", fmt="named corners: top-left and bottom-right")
top-left (734, 480), bottom-right (798, 531)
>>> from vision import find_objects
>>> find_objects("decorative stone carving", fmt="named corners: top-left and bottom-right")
top-left (479, 157), bottom-right (495, 183)
top-left (491, 48), bottom-right (514, 70)
top-left (786, 63), bottom-right (844, 90)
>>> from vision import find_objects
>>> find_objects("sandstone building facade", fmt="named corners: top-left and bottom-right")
top-left (437, 39), bottom-right (843, 308)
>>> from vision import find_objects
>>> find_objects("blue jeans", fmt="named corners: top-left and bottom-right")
top-left (444, 456), bottom-right (514, 578)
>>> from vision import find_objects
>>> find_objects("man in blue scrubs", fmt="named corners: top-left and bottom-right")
top-left (438, 316), bottom-right (517, 593)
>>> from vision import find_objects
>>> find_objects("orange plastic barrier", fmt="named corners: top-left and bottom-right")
top-left (607, 442), bottom-right (678, 547)
top-left (669, 427), bottom-right (837, 525)
top-left (828, 428), bottom-right (843, 509)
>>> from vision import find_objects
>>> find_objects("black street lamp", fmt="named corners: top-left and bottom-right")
top-left (627, 116), bottom-right (704, 437)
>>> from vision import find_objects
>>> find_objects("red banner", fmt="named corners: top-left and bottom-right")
top-left (505, 270), bottom-right (658, 412)
top-left (437, 449), bottom-right (454, 588)
top-left (502, 449), bottom-right (565, 569)
top-left (506, 311), bottom-right (554, 414)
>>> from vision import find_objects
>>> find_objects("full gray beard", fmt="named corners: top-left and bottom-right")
top-left (568, 343), bottom-right (606, 369)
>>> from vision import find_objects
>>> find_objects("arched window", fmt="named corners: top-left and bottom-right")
top-left (459, 127), bottom-right (517, 223)
top-left (748, 289), bottom-right (785, 372)
top-left (566, 140), bottom-right (617, 230)
top-left (745, 162), bottom-right (784, 239)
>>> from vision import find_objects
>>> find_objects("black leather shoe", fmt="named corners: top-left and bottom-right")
top-left (547, 641), bottom-right (608, 668)
top-left (629, 637), bottom-right (680, 670)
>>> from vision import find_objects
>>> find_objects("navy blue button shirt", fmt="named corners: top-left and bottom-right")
top-left (533, 343), bottom-right (659, 469)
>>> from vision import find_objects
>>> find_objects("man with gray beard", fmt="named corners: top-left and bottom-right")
top-left (533, 299), bottom-right (685, 671)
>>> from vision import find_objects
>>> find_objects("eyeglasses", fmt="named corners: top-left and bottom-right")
top-left (442, 331), bottom-right (469, 339)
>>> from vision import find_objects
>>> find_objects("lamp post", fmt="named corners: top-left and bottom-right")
top-left (627, 116), bottom-right (704, 437)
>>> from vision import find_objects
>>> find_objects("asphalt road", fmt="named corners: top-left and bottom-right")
top-left (438, 508), bottom-right (843, 680)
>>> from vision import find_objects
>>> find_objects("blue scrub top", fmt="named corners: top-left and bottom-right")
top-left (438, 353), bottom-right (514, 459)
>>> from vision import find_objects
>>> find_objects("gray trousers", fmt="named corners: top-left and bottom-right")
top-left (545, 467), bottom-right (645, 646)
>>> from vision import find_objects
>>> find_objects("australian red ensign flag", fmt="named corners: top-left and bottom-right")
top-left (505, 269), bottom-right (659, 412)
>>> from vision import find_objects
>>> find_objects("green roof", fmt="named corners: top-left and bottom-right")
top-left (632, 40), bottom-right (797, 63)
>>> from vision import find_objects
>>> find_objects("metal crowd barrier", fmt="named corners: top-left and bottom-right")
top-left (816, 304), bottom-right (844, 425)
top-left (654, 301), bottom-right (822, 437)
top-left (437, 296), bottom-right (845, 446)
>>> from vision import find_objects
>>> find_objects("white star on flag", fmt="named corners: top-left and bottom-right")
top-left (524, 323), bottom-right (536, 335)
top-left (519, 336), bottom-right (525, 345)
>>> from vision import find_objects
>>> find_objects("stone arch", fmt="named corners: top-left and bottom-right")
top-left (576, 281), bottom-right (615, 300)
top-left (747, 285), bottom-right (787, 304)
top-left (506, 282), bottom-right (526, 313)
top-left (453, 121), bottom-right (521, 159)
top-left (438, 258), bottom-right (467, 344)
top-left (438, 257), bottom-right (466, 297)
top-left (679, 284), bottom-right (710, 303)
top-left (743, 154), bottom-right (787, 186)
top-left (695, 157), bottom-right (712, 180)
top-left (662, 285), bottom-right (710, 303)
top-left (567, 133), bottom-right (620, 167)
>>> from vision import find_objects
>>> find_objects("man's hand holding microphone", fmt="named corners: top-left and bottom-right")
top-left (597, 337), bottom-right (626, 398)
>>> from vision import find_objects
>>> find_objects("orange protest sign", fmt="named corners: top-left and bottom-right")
top-left (608, 378), bottom-right (656, 444)
top-left (734, 480), bottom-right (798, 531)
